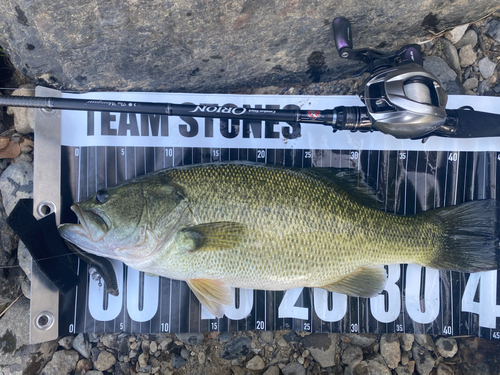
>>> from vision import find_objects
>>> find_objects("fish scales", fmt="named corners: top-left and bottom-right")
top-left (59, 163), bottom-right (499, 317)
top-left (140, 164), bottom-right (436, 288)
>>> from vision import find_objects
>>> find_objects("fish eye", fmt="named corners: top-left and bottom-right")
top-left (94, 189), bottom-right (109, 204)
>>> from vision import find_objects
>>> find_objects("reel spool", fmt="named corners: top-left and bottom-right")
top-left (358, 63), bottom-right (448, 139)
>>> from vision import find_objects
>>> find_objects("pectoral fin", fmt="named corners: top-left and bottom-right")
top-left (180, 222), bottom-right (246, 251)
top-left (321, 265), bottom-right (387, 298)
top-left (186, 279), bottom-right (233, 318)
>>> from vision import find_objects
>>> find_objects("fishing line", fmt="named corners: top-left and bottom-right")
top-left (0, 252), bottom-right (81, 270)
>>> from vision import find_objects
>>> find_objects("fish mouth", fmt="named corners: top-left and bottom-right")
top-left (71, 204), bottom-right (110, 241)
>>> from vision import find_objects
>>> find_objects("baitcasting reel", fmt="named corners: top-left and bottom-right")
top-left (332, 17), bottom-right (448, 139)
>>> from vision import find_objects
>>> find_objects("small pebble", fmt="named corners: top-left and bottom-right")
top-left (180, 348), bottom-right (190, 359)
top-left (138, 352), bottom-right (149, 368)
top-left (246, 355), bottom-right (266, 370)
top-left (277, 337), bottom-right (288, 347)
top-left (198, 351), bottom-right (206, 364)
top-left (150, 341), bottom-right (158, 353)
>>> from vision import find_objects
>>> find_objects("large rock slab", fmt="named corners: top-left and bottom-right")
top-left (0, 0), bottom-right (497, 92)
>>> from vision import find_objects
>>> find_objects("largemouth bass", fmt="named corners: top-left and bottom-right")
top-left (59, 163), bottom-right (499, 317)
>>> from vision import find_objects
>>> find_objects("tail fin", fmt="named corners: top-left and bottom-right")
top-left (425, 199), bottom-right (499, 272)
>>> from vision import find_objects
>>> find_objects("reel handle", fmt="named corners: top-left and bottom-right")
top-left (333, 17), bottom-right (353, 59)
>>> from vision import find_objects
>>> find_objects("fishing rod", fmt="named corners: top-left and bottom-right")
top-left (0, 17), bottom-right (499, 140)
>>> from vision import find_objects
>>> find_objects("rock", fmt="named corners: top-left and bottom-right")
top-left (445, 24), bottom-right (469, 44)
top-left (85, 371), bottom-right (104, 375)
top-left (484, 18), bottom-right (500, 44)
top-left (302, 333), bottom-right (339, 368)
top-left (180, 348), bottom-right (189, 359)
top-left (221, 336), bottom-right (252, 360)
top-left (380, 334), bottom-right (400, 369)
top-left (478, 80), bottom-right (491, 95)
top-left (76, 358), bottom-right (92, 373)
top-left (5, 85), bottom-right (35, 134)
top-left (219, 331), bottom-right (232, 342)
top-left (0, 296), bottom-right (58, 375)
top-left (459, 44), bottom-right (477, 67)
top-left (463, 77), bottom-right (479, 90)
top-left (115, 362), bottom-right (131, 375)
top-left (414, 335), bottom-right (435, 351)
top-left (282, 362), bottom-right (306, 375)
top-left (401, 351), bottom-right (409, 366)
top-left (259, 331), bottom-right (274, 344)
top-left (440, 39), bottom-right (461, 74)
top-left (412, 345), bottom-right (435, 375)
top-left (341, 334), bottom-right (375, 348)
top-left (58, 335), bottom-right (75, 350)
top-left (198, 351), bottom-right (206, 364)
top-left (118, 337), bottom-right (130, 356)
top-left (455, 29), bottom-right (478, 48)
top-left (20, 276), bottom-right (30, 299)
top-left (94, 350), bottom-right (117, 372)
top-left (282, 331), bottom-right (300, 343)
top-left (478, 56), bottom-right (497, 78)
top-left (423, 56), bottom-right (461, 94)
top-left (246, 355), bottom-right (265, 370)
top-left (176, 332), bottom-right (204, 345)
top-left (263, 365), bottom-right (280, 375)
top-left (277, 337), bottom-right (288, 347)
top-left (0, 268), bottom-right (22, 312)
top-left (141, 340), bottom-right (150, 353)
top-left (0, 199), bottom-right (17, 256)
top-left (436, 363), bottom-right (454, 375)
top-left (40, 350), bottom-right (79, 375)
top-left (17, 241), bottom-right (32, 281)
top-left (399, 334), bottom-right (414, 352)
top-left (231, 366), bottom-right (246, 375)
top-left (72, 333), bottom-right (91, 359)
top-left (1, 1), bottom-right (499, 93)
top-left (149, 340), bottom-right (158, 353)
top-left (0, 160), bottom-right (33, 216)
top-left (435, 337), bottom-right (458, 358)
top-left (138, 352), bottom-right (149, 368)
top-left (160, 338), bottom-right (173, 350)
top-left (354, 360), bottom-right (391, 375)
top-left (101, 333), bottom-right (119, 350)
top-left (342, 345), bottom-right (363, 367)
top-left (395, 365), bottom-right (412, 375)
top-left (172, 354), bottom-right (186, 369)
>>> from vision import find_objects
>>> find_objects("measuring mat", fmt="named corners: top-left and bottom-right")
top-left (30, 87), bottom-right (500, 343)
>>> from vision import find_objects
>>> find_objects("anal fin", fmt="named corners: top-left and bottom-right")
top-left (321, 265), bottom-right (387, 298)
top-left (186, 279), bottom-right (233, 318)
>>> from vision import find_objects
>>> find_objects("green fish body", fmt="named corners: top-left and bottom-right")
top-left (59, 163), bottom-right (499, 317)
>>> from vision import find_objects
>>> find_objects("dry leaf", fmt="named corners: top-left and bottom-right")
top-left (0, 141), bottom-right (21, 159)
top-left (0, 137), bottom-right (9, 149)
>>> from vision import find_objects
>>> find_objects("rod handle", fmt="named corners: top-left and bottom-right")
top-left (444, 109), bottom-right (500, 138)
